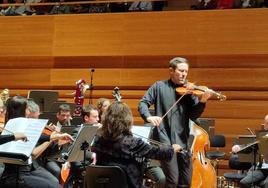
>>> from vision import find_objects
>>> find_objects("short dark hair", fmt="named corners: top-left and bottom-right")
top-left (169, 57), bottom-right (189, 70)
top-left (58, 104), bottom-right (71, 114)
top-left (82, 104), bottom-right (98, 119)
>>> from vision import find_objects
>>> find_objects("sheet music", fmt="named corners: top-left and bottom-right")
top-left (0, 117), bottom-right (47, 159)
top-left (131, 125), bottom-right (152, 143)
top-left (67, 125), bottom-right (98, 162)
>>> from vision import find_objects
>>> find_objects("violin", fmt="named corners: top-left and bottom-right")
top-left (42, 124), bottom-right (59, 136)
top-left (176, 82), bottom-right (226, 101)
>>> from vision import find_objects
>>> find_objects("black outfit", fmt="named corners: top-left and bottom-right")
top-left (38, 134), bottom-right (62, 181)
top-left (138, 79), bottom-right (206, 188)
top-left (0, 134), bottom-right (62, 188)
top-left (0, 134), bottom-right (15, 145)
top-left (92, 134), bottom-right (174, 188)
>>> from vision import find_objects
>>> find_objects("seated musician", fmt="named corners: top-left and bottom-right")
top-left (96, 98), bottom-right (110, 122)
top-left (56, 104), bottom-right (72, 128)
top-left (26, 100), bottom-right (72, 182)
top-left (64, 104), bottom-right (100, 186)
top-left (231, 114), bottom-right (268, 188)
top-left (1, 96), bottom-right (72, 188)
top-left (91, 101), bottom-right (182, 188)
top-left (0, 132), bottom-right (27, 145)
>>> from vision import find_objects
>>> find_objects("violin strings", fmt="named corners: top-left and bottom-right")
top-left (132, 132), bottom-right (167, 146)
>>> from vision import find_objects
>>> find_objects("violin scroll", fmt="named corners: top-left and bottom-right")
top-left (112, 87), bottom-right (122, 102)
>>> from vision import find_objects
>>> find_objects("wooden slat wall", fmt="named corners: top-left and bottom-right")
top-left (1, 9), bottom-right (268, 156)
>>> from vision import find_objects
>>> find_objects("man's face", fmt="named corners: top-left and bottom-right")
top-left (263, 115), bottom-right (268, 130)
top-left (170, 63), bottom-right (189, 85)
top-left (84, 109), bottom-right (99, 125)
top-left (57, 110), bottom-right (71, 125)
top-left (101, 100), bottom-right (110, 113)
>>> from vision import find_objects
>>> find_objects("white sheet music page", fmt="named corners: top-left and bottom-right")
top-left (131, 125), bottom-right (151, 143)
top-left (0, 117), bottom-right (47, 158)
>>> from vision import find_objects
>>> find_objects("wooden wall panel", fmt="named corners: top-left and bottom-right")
top-left (2, 68), bottom-right (268, 90)
top-left (0, 16), bottom-right (54, 56)
top-left (0, 54), bottom-right (268, 69)
top-left (0, 10), bottom-right (268, 161)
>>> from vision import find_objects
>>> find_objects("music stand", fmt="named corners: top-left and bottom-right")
top-left (65, 126), bottom-right (98, 165)
top-left (28, 90), bottom-right (59, 112)
top-left (39, 112), bottom-right (57, 125)
top-left (236, 135), bottom-right (257, 163)
top-left (71, 116), bottom-right (83, 126)
top-left (61, 125), bottom-right (79, 135)
top-left (257, 134), bottom-right (268, 169)
top-left (197, 118), bottom-right (215, 137)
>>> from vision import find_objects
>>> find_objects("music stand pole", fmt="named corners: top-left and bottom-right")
top-left (80, 141), bottom-right (89, 167)
top-left (251, 141), bottom-right (258, 188)
top-left (89, 69), bottom-right (94, 105)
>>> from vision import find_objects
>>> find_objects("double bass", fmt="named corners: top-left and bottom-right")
top-left (169, 82), bottom-right (222, 188)
top-left (191, 123), bottom-right (217, 188)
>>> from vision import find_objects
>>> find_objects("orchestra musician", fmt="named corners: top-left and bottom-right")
top-left (1, 96), bottom-right (73, 188)
top-left (56, 104), bottom-right (72, 128)
top-left (26, 100), bottom-right (66, 182)
top-left (66, 104), bottom-right (101, 186)
top-left (231, 114), bottom-right (268, 188)
top-left (92, 101), bottom-right (183, 188)
top-left (0, 132), bottom-right (27, 145)
top-left (138, 57), bottom-right (213, 188)
top-left (96, 98), bottom-right (111, 121)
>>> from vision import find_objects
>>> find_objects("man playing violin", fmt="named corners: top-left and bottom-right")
top-left (56, 104), bottom-right (72, 128)
top-left (138, 57), bottom-right (212, 188)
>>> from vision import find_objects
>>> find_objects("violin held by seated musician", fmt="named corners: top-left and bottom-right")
top-left (176, 80), bottom-right (227, 101)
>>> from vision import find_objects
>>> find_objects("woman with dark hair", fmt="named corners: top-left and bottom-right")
top-left (92, 101), bottom-right (182, 188)
top-left (0, 95), bottom-right (64, 188)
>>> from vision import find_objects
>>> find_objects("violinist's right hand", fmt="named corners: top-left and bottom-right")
top-left (147, 116), bottom-right (162, 126)
top-left (14, 133), bottom-right (28, 142)
top-left (172, 144), bottom-right (183, 153)
top-left (231, 145), bottom-right (241, 153)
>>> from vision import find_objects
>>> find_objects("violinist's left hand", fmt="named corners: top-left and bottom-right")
top-left (200, 89), bottom-right (213, 103)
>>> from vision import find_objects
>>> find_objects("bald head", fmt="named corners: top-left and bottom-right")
top-left (263, 115), bottom-right (268, 130)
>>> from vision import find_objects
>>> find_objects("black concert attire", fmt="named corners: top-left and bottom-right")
top-left (138, 79), bottom-right (206, 188)
top-left (92, 133), bottom-right (174, 188)
top-left (0, 134), bottom-right (62, 188)
top-left (0, 134), bottom-right (15, 145)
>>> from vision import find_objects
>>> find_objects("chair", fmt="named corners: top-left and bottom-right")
top-left (206, 135), bottom-right (226, 175)
top-left (223, 154), bottom-right (251, 188)
top-left (83, 165), bottom-right (128, 188)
